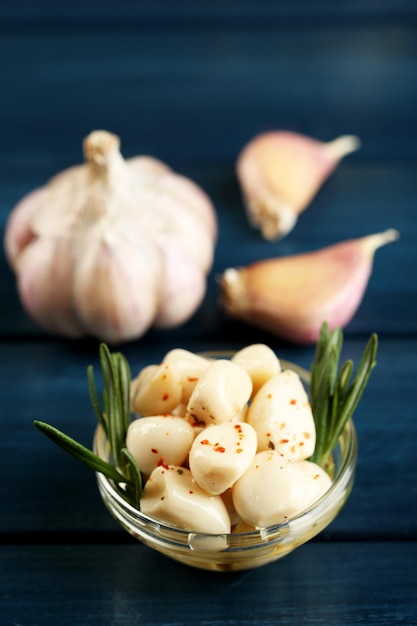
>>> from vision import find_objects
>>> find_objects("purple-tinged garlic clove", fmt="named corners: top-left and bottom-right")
top-left (236, 131), bottom-right (360, 240)
top-left (219, 229), bottom-right (399, 344)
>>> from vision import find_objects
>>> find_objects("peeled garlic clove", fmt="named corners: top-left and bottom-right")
top-left (4, 130), bottom-right (217, 342)
top-left (162, 349), bottom-right (210, 404)
top-left (297, 460), bottom-right (332, 509)
top-left (185, 359), bottom-right (253, 426)
top-left (141, 465), bottom-right (231, 533)
top-left (126, 415), bottom-right (195, 477)
top-left (247, 370), bottom-right (315, 461)
top-left (236, 131), bottom-right (360, 240)
top-left (189, 421), bottom-right (257, 495)
top-left (231, 343), bottom-right (281, 397)
top-left (219, 229), bottom-right (399, 344)
top-left (232, 451), bottom-right (308, 528)
top-left (131, 363), bottom-right (182, 416)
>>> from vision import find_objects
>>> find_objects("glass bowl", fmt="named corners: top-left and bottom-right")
top-left (93, 358), bottom-right (357, 572)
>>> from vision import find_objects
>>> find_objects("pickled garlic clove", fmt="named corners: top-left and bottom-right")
top-left (126, 415), bottom-right (195, 477)
top-left (162, 349), bottom-right (211, 404)
top-left (231, 343), bottom-right (281, 397)
top-left (236, 131), bottom-right (360, 240)
top-left (232, 451), bottom-right (309, 528)
top-left (185, 359), bottom-right (253, 426)
top-left (189, 421), bottom-right (257, 495)
top-left (297, 460), bottom-right (332, 509)
top-left (141, 465), bottom-right (231, 534)
top-left (247, 370), bottom-right (315, 461)
top-left (219, 229), bottom-right (399, 344)
top-left (131, 363), bottom-right (182, 416)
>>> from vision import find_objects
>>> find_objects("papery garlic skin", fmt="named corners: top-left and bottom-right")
top-left (236, 131), bottom-right (360, 240)
top-left (219, 230), bottom-right (399, 344)
top-left (247, 370), bottom-right (316, 461)
top-left (141, 465), bottom-right (231, 534)
top-left (189, 421), bottom-right (257, 495)
top-left (4, 130), bottom-right (217, 343)
top-left (126, 415), bottom-right (195, 477)
top-left (232, 451), bottom-right (309, 528)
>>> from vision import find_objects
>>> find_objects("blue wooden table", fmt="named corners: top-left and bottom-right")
top-left (1, 2), bottom-right (416, 624)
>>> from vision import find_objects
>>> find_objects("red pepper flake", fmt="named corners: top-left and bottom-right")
top-left (290, 398), bottom-right (297, 405)
top-left (280, 439), bottom-right (289, 444)
top-left (299, 441), bottom-right (305, 447)
top-left (188, 376), bottom-right (198, 382)
top-left (189, 490), bottom-right (194, 494)
top-left (200, 439), bottom-right (211, 445)
top-left (157, 460), bottom-right (170, 470)
top-left (266, 432), bottom-right (271, 437)
top-left (234, 424), bottom-right (242, 432)
top-left (162, 393), bottom-right (169, 401)
top-left (151, 448), bottom-right (158, 454)
top-left (214, 445), bottom-right (226, 453)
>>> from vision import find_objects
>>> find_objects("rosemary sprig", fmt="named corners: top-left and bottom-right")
top-left (309, 322), bottom-right (378, 467)
top-left (33, 420), bottom-right (127, 484)
top-left (34, 343), bottom-right (142, 503)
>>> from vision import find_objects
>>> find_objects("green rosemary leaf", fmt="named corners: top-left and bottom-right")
top-left (87, 364), bottom-right (107, 434)
top-left (121, 447), bottom-right (142, 509)
top-left (310, 350), bottom-right (334, 464)
top-left (34, 420), bottom-right (128, 484)
top-left (326, 333), bottom-right (378, 455)
top-left (99, 344), bottom-right (124, 468)
top-left (327, 359), bottom-right (353, 450)
top-left (116, 353), bottom-right (131, 434)
top-left (310, 324), bottom-right (378, 467)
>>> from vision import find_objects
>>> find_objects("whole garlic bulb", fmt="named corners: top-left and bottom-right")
top-left (4, 130), bottom-right (217, 342)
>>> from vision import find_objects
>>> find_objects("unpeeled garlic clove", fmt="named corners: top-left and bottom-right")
top-left (219, 229), bottom-right (399, 344)
top-left (236, 131), bottom-right (360, 240)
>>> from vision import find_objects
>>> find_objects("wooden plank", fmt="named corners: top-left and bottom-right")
top-left (0, 25), bottom-right (416, 162)
top-left (1, 1), bottom-right (417, 23)
top-left (0, 337), bottom-right (416, 538)
top-left (1, 542), bottom-right (416, 625)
